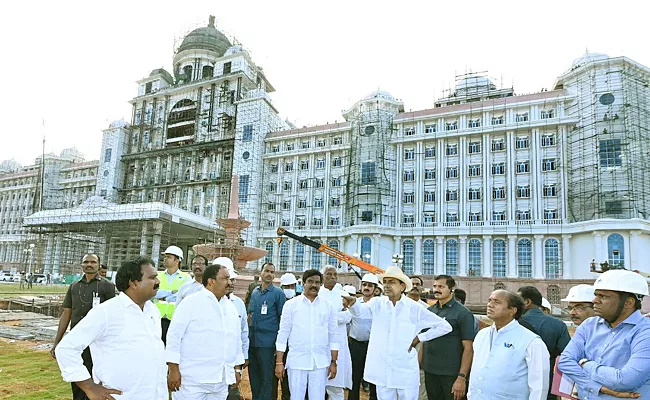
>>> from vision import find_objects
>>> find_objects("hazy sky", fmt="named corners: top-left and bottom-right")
top-left (1, 0), bottom-right (648, 166)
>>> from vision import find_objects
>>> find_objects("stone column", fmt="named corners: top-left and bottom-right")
top-left (150, 222), bottom-right (163, 268)
top-left (393, 236), bottom-right (401, 259)
top-left (534, 235), bottom-right (545, 279)
top-left (458, 236), bottom-right (468, 277)
top-left (482, 235), bottom-right (492, 277)
top-left (629, 231), bottom-right (642, 270)
top-left (562, 234), bottom-right (572, 279)
top-left (435, 236), bottom-right (445, 275)
top-left (53, 234), bottom-right (63, 275)
top-left (414, 236), bottom-right (423, 274)
top-left (372, 234), bottom-right (381, 268)
top-left (44, 235), bottom-right (54, 274)
top-left (507, 235), bottom-right (517, 278)
top-left (592, 231), bottom-right (606, 265)
top-left (140, 223), bottom-right (149, 256)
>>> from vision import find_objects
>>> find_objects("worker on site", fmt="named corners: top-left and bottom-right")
top-left (153, 245), bottom-right (190, 344)
top-left (561, 284), bottom-right (596, 327)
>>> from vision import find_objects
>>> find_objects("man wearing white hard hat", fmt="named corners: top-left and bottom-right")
top-left (176, 255), bottom-right (209, 305)
top-left (343, 266), bottom-right (452, 400)
top-left (561, 284), bottom-right (596, 327)
top-left (541, 297), bottom-right (552, 315)
top-left (154, 245), bottom-right (190, 344)
top-left (558, 269), bottom-right (650, 398)
top-left (349, 273), bottom-right (380, 400)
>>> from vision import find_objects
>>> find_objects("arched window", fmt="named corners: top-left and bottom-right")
top-left (607, 234), bottom-right (625, 268)
top-left (446, 239), bottom-right (458, 275)
top-left (494, 282), bottom-right (506, 290)
top-left (361, 237), bottom-right (372, 263)
top-left (423, 239), bottom-right (435, 275)
top-left (517, 238), bottom-right (533, 278)
top-left (182, 65), bottom-right (193, 81)
top-left (202, 65), bottom-right (214, 78)
top-left (279, 241), bottom-right (289, 271)
top-left (492, 239), bottom-right (506, 277)
top-left (403, 240), bottom-right (414, 274)
top-left (264, 241), bottom-right (273, 264)
top-left (311, 240), bottom-right (322, 270)
top-left (294, 242), bottom-right (305, 272)
top-left (547, 284), bottom-right (561, 305)
top-left (468, 239), bottom-right (482, 276)
top-left (544, 239), bottom-right (560, 278)
top-left (327, 240), bottom-right (339, 266)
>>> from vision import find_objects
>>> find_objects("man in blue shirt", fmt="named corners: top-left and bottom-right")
top-left (248, 262), bottom-right (286, 400)
top-left (558, 269), bottom-right (650, 399)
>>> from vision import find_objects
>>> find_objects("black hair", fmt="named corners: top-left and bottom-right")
top-left (434, 274), bottom-right (456, 289)
top-left (410, 275), bottom-right (424, 286)
top-left (100, 264), bottom-right (108, 270)
top-left (115, 256), bottom-right (155, 292)
top-left (202, 265), bottom-right (222, 286)
top-left (302, 269), bottom-right (322, 283)
top-left (518, 286), bottom-right (543, 307)
top-left (454, 288), bottom-right (467, 304)
top-left (191, 255), bottom-right (208, 266)
top-left (261, 262), bottom-right (275, 272)
top-left (83, 253), bottom-right (101, 266)
top-left (503, 291), bottom-right (525, 320)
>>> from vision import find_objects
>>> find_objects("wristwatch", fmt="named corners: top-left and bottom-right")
top-left (235, 369), bottom-right (242, 373)
top-left (331, 360), bottom-right (338, 365)
top-left (457, 373), bottom-right (467, 379)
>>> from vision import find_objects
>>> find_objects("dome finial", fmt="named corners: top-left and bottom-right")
top-left (208, 15), bottom-right (216, 28)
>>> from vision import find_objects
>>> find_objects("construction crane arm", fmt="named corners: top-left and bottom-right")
top-left (276, 227), bottom-right (384, 275)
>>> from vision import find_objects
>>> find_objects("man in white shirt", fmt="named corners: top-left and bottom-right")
top-left (55, 256), bottom-right (168, 400)
top-left (343, 266), bottom-right (452, 400)
top-left (166, 264), bottom-right (244, 400)
top-left (468, 290), bottom-right (550, 400)
top-left (319, 265), bottom-right (353, 400)
top-left (175, 255), bottom-right (208, 305)
top-left (275, 269), bottom-right (340, 400)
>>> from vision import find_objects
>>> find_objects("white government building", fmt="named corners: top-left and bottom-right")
top-left (1, 17), bottom-right (650, 284)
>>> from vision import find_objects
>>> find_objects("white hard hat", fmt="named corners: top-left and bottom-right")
top-left (361, 273), bottom-right (379, 285)
top-left (561, 284), bottom-right (595, 303)
top-left (377, 283), bottom-right (384, 292)
top-left (163, 246), bottom-right (183, 261)
top-left (593, 269), bottom-right (649, 297)
top-left (541, 297), bottom-right (552, 310)
top-left (213, 257), bottom-right (237, 278)
top-left (341, 285), bottom-right (357, 296)
top-left (280, 273), bottom-right (298, 286)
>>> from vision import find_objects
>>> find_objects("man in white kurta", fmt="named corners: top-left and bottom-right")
top-left (345, 266), bottom-right (452, 400)
top-left (166, 265), bottom-right (244, 400)
top-left (276, 269), bottom-right (340, 400)
top-left (319, 265), bottom-right (353, 400)
top-left (55, 257), bottom-right (168, 400)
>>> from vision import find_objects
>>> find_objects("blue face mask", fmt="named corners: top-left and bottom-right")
top-left (296, 283), bottom-right (303, 294)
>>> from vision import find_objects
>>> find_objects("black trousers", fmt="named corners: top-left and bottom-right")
top-left (161, 318), bottom-right (171, 345)
top-left (71, 347), bottom-right (93, 400)
top-left (349, 338), bottom-right (376, 400)
top-left (424, 372), bottom-right (456, 400)
top-left (271, 350), bottom-right (290, 400)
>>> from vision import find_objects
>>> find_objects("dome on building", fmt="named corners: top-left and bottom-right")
top-left (454, 76), bottom-right (497, 94)
top-left (571, 52), bottom-right (609, 68)
top-left (0, 159), bottom-right (21, 173)
top-left (109, 119), bottom-right (128, 129)
top-left (177, 16), bottom-right (232, 57)
top-left (363, 90), bottom-right (396, 102)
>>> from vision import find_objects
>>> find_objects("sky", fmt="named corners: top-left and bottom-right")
top-left (1, 0), bottom-right (648, 166)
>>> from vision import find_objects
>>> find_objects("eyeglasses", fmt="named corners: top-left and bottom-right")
top-left (566, 305), bottom-right (593, 312)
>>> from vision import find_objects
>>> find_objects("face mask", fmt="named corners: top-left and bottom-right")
top-left (283, 288), bottom-right (296, 299)
top-left (296, 284), bottom-right (303, 294)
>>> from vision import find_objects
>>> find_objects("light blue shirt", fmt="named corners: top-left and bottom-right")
top-left (153, 271), bottom-right (181, 302)
top-left (557, 310), bottom-right (650, 399)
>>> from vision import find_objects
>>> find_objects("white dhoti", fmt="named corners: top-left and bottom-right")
top-left (172, 382), bottom-right (230, 400)
top-left (325, 385), bottom-right (345, 400)
top-left (288, 367), bottom-right (328, 400)
top-left (376, 385), bottom-right (420, 400)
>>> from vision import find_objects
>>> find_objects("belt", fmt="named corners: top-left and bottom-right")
top-left (350, 337), bottom-right (369, 344)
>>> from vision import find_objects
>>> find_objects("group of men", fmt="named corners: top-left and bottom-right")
top-left (50, 246), bottom-right (650, 400)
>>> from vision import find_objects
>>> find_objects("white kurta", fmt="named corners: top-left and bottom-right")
top-left (350, 294), bottom-right (452, 389)
top-left (318, 284), bottom-right (352, 390)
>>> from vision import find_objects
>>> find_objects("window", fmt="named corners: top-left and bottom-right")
top-left (300, 160), bottom-right (309, 170)
top-left (283, 181), bottom-right (292, 191)
top-left (272, 145), bottom-right (280, 153)
top-left (423, 239), bottom-right (435, 274)
top-left (104, 148), bottom-right (112, 163)
top-left (541, 109), bottom-right (555, 119)
top-left (361, 161), bottom-right (376, 185)
top-left (599, 140), bottom-right (623, 167)
top-left (469, 239), bottom-right (482, 276)
top-left (315, 178), bottom-right (324, 188)
top-left (282, 200), bottom-right (291, 210)
top-left (403, 240), bottom-right (415, 274)
top-left (311, 240), bottom-right (322, 269)
top-left (446, 239), bottom-right (458, 275)
top-left (330, 197), bottom-right (340, 207)
top-left (242, 125), bottom-right (253, 141)
top-left (446, 121), bottom-right (458, 131)
top-left (446, 190), bottom-right (458, 201)
top-left (516, 210), bottom-right (531, 220)
top-left (492, 211), bottom-right (506, 221)
top-left (361, 237), bottom-right (372, 261)
top-left (493, 187), bottom-right (506, 199)
top-left (299, 180), bottom-right (308, 189)
top-left (541, 134), bottom-right (556, 147)
top-left (329, 217), bottom-right (340, 226)
top-left (332, 177), bottom-right (343, 187)
top-left (402, 214), bottom-right (414, 224)
top-left (264, 241), bottom-right (274, 264)
top-left (542, 158), bottom-right (557, 172)
top-left (281, 218), bottom-right (290, 227)
top-left (516, 137), bottom-right (530, 149)
top-left (333, 137), bottom-right (343, 145)
top-left (607, 233), bottom-right (625, 268)
top-left (223, 62), bottom-right (232, 74)
top-left (279, 241), bottom-right (289, 271)
top-left (468, 119), bottom-right (481, 128)
top-left (543, 184), bottom-right (557, 197)
top-left (238, 175), bottom-right (250, 203)
top-left (468, 188), bottom-right (482, 200)
top-left (405, 127), bottom-right (415, 136)
top-left (492, 163), bottom-right (505, 175)
top-left (424, 169), bottom-right (436, 180)
top-left (425, 147), bottom-right (435, 158)
top-left (294, 243), bottom-right (305, 271)
top-left (361, 211), bottom-right (373, 221)
top-left (605, 201), bottom-right (623, 215)
top-left (468, 141), bottom-right (481, 154)
top-left (313, 217), bottom-right (323, 226)
top-left (493, 239), bottom-right (506, 277)
top-left (327, 240), bottom-right (339, 265)
top-left (446, 144), bottom-right (458, 155)
top-left (446, 167), bottom-right (458, 179)
top-left (298, 199), bottom-right (306, 208)
top-left (270, 164), bottom-right (278, 173)
top-left (285, 162), bottom-right (294, 172)
top-left (516, 161), bottom-right (530, 173)
top-left (314, 198), bottom-right (323, 208)
top-left (492, 139), bottom-right (505, 151)
top-left (468, 164), bottom-right (481, 177)
top-left (286, 143), bottom-right (295, 151)
top-left (423, 212), bottom-right (435, 223)
top-left (332, 157), bottom-right (342, 167)
top-left (316, 159), bottom-right (325, 169)
top-left (317, 139), bottom-right (326, 147)
top-left (469, 212), bottom-right (482, 221)
top-left (403, 192), bottom-right (415, 203)
top-left (517, 239), bottom-right (533, 278)
top-left (403, 170), bottom-right (415, 182)
top-left (301, 141), bottom-right (310, 149)
top-left (547, 285), bottom-right (561, 305)
top-left (545, 239), bottom-right (560, 278)
top-left (296, 216), bottom-right (306, 227)
top-left (491, 116), bottom-right (504, 125)
top-left (544, 209), bottom-right (558, 220)
top-left (404, 149), bottom-right (415, 160)
top-left (425, 124), bottom-right (436, 133)
top-left (446, 213), bottom-right (458, 222)
top-left (515, 113), bottom-right (529, 122)
top-left (424, 191), bottom-right (435, 202)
